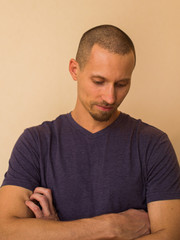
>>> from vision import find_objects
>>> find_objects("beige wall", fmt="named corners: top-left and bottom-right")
top-left (0, 0), bottom-right (180, 183)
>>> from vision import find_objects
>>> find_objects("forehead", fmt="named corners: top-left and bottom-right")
top-left (82, 44), bottom-right (135, 79)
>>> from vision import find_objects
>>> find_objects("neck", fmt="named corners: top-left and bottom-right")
top-left (71, 105), bottom-right (120, 133)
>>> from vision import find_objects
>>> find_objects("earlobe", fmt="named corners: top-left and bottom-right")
top-left (69, 59), bottom-right (79, 81)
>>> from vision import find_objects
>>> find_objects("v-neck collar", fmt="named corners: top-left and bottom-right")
top-left (66, 112), bottom-right (124, 138)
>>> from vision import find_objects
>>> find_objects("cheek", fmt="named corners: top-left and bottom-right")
top-left (116, 87), bottom-right (130, 103)
top-left (78, 81), bottom-right (97, 101)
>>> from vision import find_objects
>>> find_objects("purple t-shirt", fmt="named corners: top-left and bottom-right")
top-left (2, 113), bottom-right (180, 220)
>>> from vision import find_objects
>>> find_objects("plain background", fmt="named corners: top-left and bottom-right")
top-left (0, 0), bottom-right (180, 183)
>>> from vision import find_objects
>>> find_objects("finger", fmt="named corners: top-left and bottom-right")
top-left (33, 187), bottom-right (55, 213)
top-left (34, 188), bottom-right (53, 204)
top-left (30, 193), bottom-right (51, 217)
top-left (25, 200), bottom-right (43, 218)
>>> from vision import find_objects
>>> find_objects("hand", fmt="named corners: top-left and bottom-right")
top-left (107, 209), bottom-right (150, 239)
top-left (25, 187), bottom-right (59, 221)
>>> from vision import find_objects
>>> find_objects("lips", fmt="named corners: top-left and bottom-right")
top-left (96, 105), bottom-right (114, 111)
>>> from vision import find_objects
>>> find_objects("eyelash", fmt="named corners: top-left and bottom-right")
top-left (93, 81), bottom-right (127, 88)
top-left (94, 81), bottom-right (104, 85)
top-left (116, 83), bottom-right (127, 88)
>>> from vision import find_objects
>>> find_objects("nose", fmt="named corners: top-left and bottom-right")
top-left (102, 85), bottom-right (116, 105)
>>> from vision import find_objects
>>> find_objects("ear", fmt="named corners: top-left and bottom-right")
top-left (69, 59), bottom-right (79, 81)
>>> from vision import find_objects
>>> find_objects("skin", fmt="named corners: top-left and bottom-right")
top-left (69, 44), bottom-right (135, 133)
top-left (0, 185), bottom-right (151, 240)
top-left (26, 187), bottom-right (180, 240)
top-left (25, 187), bottom-right (59, 221)
top-left (0, 44), bottom-right (180, 240)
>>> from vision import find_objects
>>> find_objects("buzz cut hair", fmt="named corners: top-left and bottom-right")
top-left (76, 24), bottom-right (136, 69)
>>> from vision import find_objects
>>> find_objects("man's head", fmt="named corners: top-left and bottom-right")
top-left (76, 24), bottom-right (136, 70)
top-left (70, 25), bottom-right (135, 125)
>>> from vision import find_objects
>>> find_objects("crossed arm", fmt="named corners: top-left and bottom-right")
top-left (0, 185), bottom-right (180, 240)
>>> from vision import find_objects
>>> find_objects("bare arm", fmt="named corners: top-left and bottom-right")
top-left (135, 200), bottom-right (180, 240)
top-left (0, 185), bottom-right (150, 240)
top-left (0, 185), bottom-right (109, 240)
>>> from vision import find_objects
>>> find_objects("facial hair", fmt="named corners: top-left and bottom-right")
top-left (89, 101), bottom-right (117, 122)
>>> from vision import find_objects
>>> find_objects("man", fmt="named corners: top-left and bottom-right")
top-left (0, 25), bottom-right (180, 239)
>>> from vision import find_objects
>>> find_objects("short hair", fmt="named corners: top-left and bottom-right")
top-left (76, 24), bottom-right (136, 69)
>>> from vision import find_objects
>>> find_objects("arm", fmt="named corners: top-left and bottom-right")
top-left (0, 185), bottom-right (150, 240)
top-left (136, 200), bottom-right (180, 240)
top-left (0, 185), bottom-right (109, 240)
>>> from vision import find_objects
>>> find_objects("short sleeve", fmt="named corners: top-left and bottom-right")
top-left (1, 129), bottom-right (40, 191)
top-left (146, 133), bottom-right (180, 203)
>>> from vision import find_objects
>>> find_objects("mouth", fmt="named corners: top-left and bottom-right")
top-left (96, 105), bottom-right (114, 112)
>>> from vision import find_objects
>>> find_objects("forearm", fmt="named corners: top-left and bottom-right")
top-left (1, 215), bottom-right (112, 240)
top-left (0, 187), bottom-right (151, 240)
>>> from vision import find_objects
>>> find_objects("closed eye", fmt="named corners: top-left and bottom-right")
top-left (93, 81), bottom-right (104, 85)
top-left (91, 75), bottom-right (130, 87)
top-left (115, 82), bottom-right (129, 88)
top-left (115, 79), bottom-right (130, 88)
top-left (91, 75), bottom-right (106, 85)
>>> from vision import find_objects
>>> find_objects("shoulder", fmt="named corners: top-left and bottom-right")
top-left (121, 112), bottom-right (166, 140)
top-left (23, 113), bottom-right (70, 138)
top-left (120, 113), bottom-right (173, 157)
top-left (13, 113), bottom-right (70, 151)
